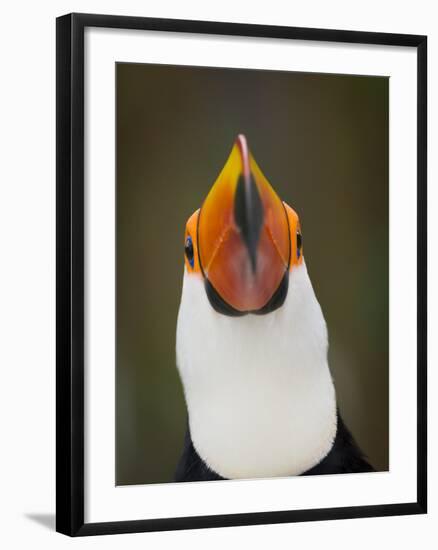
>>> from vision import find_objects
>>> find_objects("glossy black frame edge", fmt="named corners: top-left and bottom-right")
top-left (56, 12), bottom-right (427, 537)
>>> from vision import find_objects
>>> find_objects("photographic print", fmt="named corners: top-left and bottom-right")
top-left (57, 14), bottom-right (426, 535)
top-left (116, 63), bottom-right (389, 486)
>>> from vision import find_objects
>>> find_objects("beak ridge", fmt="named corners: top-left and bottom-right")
top-left (234, 172), bottom-right (263, 274)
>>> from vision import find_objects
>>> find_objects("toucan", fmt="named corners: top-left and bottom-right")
top-left (175, 135), bottom-right (373, 482)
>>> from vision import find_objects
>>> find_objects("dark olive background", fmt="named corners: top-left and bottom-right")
top-left (116, 63), bottom-right (389, 485)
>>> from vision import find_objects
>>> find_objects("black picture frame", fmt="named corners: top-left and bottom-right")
top-left (56, 12), bottom-right (427, 537)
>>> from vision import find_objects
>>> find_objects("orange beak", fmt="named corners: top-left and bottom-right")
top-left (198, 135), bottom-right (290, 313)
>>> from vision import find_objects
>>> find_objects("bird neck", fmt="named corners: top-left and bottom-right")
top-left (176, 262), bottom-right (337, 479)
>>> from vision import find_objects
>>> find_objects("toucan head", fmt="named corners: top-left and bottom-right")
top-left (183, 134), bottom-right (303, 316)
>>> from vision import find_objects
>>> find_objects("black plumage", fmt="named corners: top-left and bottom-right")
top-left (174, 411), bottom-right (374, 482)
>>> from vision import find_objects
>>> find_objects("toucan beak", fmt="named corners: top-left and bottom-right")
top-left (198, 135), bottom-right (290, 313)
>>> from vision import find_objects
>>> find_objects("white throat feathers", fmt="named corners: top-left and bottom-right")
top-left (176, 262), bottom-right (337, 479)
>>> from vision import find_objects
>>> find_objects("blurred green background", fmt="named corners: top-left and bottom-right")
top-left (116, 63), bottom-right (388, 485)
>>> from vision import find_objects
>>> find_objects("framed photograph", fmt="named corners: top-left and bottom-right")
top-left (56, 13), bottom-right (427, 536)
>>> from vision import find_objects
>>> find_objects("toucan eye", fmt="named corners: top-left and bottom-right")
top-left (297, 231), bottom-right (302, 259)
top-left (185, 235), bottom-right (194, 268)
